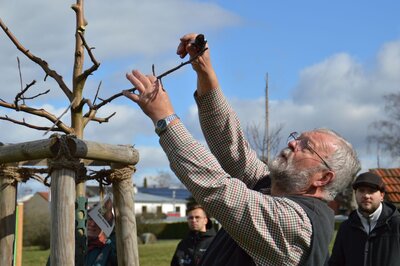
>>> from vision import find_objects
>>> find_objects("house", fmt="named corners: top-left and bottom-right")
top-left (18, 191), bottom-right (51, 247)
top-left (87, 185), bottom-right (188, 217)
top-left (88, 191), bottom-right (187, 217)
top-left (19, 191), bottom-right (50, 218)
top-left (133, 192), bottom-right (187, 217)
top-left (19, 184), bottom-right (189, 220)
top-left (370, 168), bottom-right (400, 208)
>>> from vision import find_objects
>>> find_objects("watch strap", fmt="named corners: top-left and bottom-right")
top-left (155, 114), bottom-right (179, 136)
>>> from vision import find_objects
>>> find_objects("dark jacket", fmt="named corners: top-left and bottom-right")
top-left (85, 232), bottom-right (118, 266)
top-left (200, 196), bottom-right (334, 266)
top-left (46, 232), bottom-right (117, 266)
top-left (171, 228), bottom-right (216, 266)
top-left (329, 201), bottom-right (400, 266)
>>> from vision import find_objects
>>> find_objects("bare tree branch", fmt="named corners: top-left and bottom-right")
top-left (84, 112), bottom-right (116, 125)
top-left (43, 98), bottom-right (78, 136)
top-left (0, 18), bottom-right (73, 101)
top-left (246, 122), bottom-right (284, 162)
top-left (17, 57), bottom-right (25, 105)
top-left (76, 31), bottom-right (100, 82)
top-left (93, 46), bottom-right (208, 110)
top-left (0, 115), bottom-right (66, 132)
top-left (0, 99), bottom-right (73, 134)
top-left (368, 92), bottom-right (400, 159)
top-left (14, 80), bottom-right (36, 110)
top-left (93, 81), bottom-right (102, 105)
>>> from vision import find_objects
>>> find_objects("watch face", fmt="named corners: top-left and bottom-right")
top-left (157, 119), bottom-right (167, 129)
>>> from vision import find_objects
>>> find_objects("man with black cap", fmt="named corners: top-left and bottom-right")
top-left (329, 172), bottom-right (400, 266)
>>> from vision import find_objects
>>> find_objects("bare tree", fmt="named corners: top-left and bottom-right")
top-left (149, 170), bottom-right (176, 188)
top-left (245, 73), bottom-right (284, 163)
top-left (246, 123), bottom-right (284, 163)
top-left (0, 0), bottom-right (207, 261)
top-left (368, 92), bottom-right (400, 161)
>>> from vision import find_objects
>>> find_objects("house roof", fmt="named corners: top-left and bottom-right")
top-left (370, 168), bottom-right (400, 203)
top-left (137, 187), bottom-right (192, 200)
top-left (37, 191), bottom-right (50, 201)
top-left (88, 192), bottom-right (187, 204)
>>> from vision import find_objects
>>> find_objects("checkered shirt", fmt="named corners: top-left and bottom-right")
top-left (159, 88), bottom-right (312, 265)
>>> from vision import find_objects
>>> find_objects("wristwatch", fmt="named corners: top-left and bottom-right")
top-left (155, 114), bottom-right (179, 136)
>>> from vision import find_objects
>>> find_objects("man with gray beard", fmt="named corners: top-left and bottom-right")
top-left (123, 33), bottom-right (361, 266)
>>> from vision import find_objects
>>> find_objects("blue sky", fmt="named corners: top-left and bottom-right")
top-left (1, 0), bottom-right (399, 191)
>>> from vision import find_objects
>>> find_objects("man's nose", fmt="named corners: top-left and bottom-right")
top-left (288, 139), bottom-right (298, 151)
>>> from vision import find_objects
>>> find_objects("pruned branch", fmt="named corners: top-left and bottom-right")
top-left (92, 40), bottom-right (208, 110)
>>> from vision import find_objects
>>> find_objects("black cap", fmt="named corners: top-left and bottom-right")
top-left (352, 172), bottom-right (385, 192)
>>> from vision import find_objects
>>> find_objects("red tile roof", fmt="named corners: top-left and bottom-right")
top-left (37, 191), bottom-right (50, 202)
top-left (370, 168), bottom-right (400, 203)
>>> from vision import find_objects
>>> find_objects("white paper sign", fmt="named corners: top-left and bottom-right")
top-left (88, 194), bottom-right (115, 237)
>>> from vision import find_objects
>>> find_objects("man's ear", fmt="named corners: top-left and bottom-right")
top-left (313, 171), bottom-right (335, 187)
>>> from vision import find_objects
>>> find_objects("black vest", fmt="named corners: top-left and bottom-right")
top-left (200, 178), bottom-right (334, 265)
top-left (287, 195), bottom-right (334, 266)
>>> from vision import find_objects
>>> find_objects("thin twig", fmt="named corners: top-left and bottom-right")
top-left (92, 46), bottom-right (208, 110)
top-left (17, 57), bottom-right (25, 105)
top-left (93, 81), bottom-right (102, 105)
top-left (20, 89), bottom-right (51, 100)
top-left (43, 98), bottom-right (77, 136)
top-left (77, 31), bottom-right (100, 82)
top-left (14, 80), bottom-right (36, 110)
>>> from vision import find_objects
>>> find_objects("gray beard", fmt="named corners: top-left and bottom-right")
top-left (268, 148), bottom-right (310, 193)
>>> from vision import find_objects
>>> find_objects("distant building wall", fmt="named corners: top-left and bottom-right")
top-left (135, 202), bottom-right (187, 217)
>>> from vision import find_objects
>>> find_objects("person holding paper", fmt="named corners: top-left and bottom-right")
top-left (86, 213), bottom-right (117, 266)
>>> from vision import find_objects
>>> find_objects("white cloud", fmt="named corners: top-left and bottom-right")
top-left (377, 40), bottom-right (400, 80)
top-left (83, 103), bottom-right (154, 144)
top-left (0, 0), bottom-right (241, 100)
top-left (2, 2), bottom-right (399, 191)
top-left (229, 40), bottom-right (400, 170)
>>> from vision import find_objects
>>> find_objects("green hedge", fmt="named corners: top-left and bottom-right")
top-left (137, 222), bottom-right (189, 239)
top-left (137, 221), bottom-right (220, 240)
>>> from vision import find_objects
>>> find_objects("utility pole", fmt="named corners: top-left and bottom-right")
top-left (264, 73), bottom-right (270, 163)
top-left (377, 142), bottom-right (381, 168)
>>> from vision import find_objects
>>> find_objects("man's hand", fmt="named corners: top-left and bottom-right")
top-left (177, 33), bottom-right (219, 96)
top-left (123, 70), bottom-right (175, 124)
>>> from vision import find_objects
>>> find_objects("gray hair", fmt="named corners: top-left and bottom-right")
top-left (314, 128), bottom-right (361, 201)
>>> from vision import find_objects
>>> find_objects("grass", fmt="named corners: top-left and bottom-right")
top-left (22, 246), bottom-right (50, 265)
top-left (138, 240), bottom-right (179, 266)
top-left (22, 234), bottom-right (338, 265)
top-left (22, 240), bottom-right (179, 266)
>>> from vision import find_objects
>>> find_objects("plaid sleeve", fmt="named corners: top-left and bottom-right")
top-left (194, 88), bottom-right (268, 189)
top-left (160, 123), bottom-right (312, 265)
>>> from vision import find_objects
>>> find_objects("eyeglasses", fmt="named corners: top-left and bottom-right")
top-left (187, 215), bottom-right (205, 220)
top-left (287, 132), bottom-right (332, 171)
